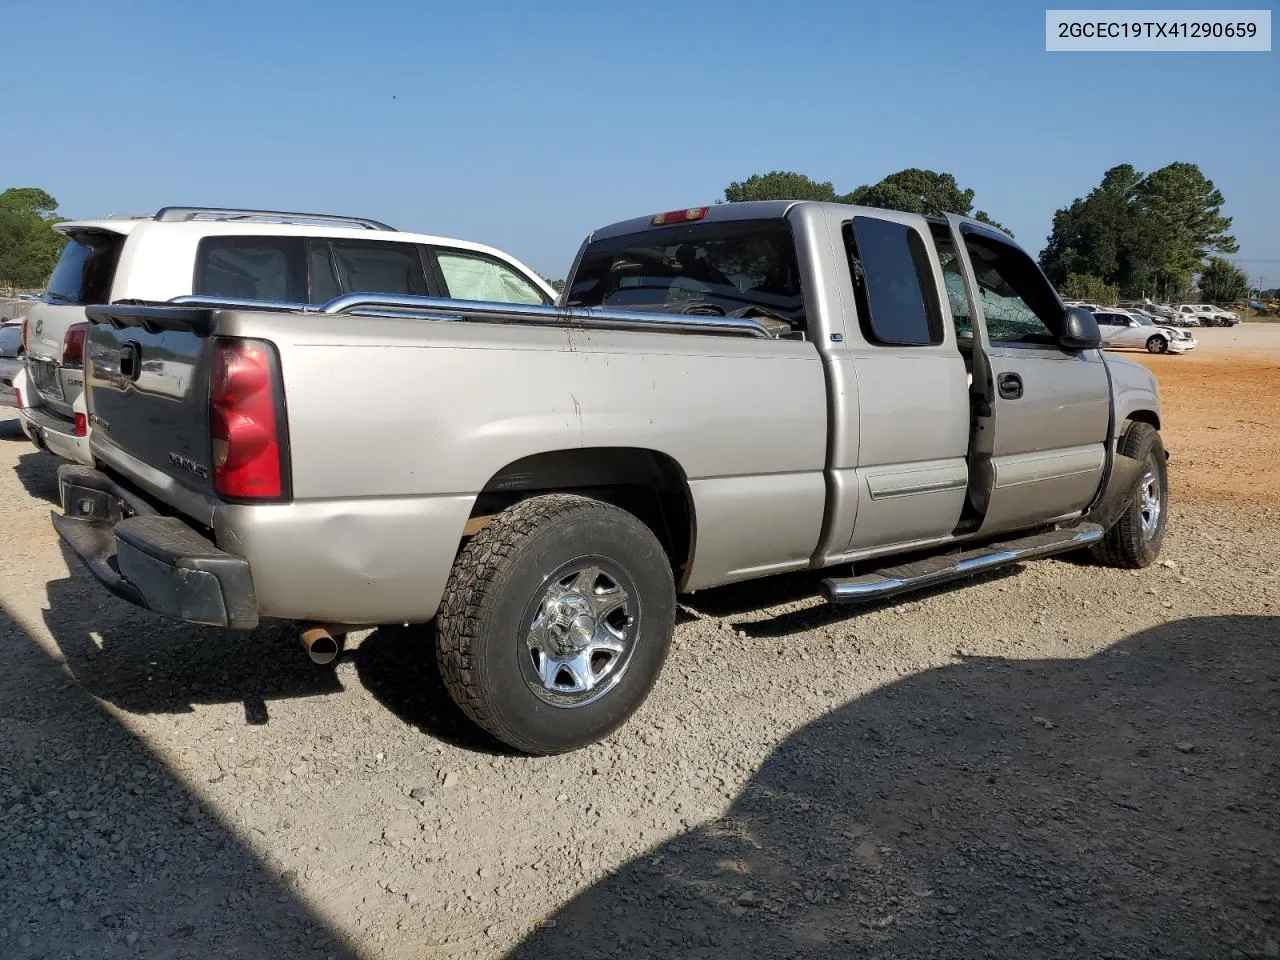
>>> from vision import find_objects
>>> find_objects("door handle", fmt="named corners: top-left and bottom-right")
top-left (119, 341), bottom-right (141, 382)
top-left (998, 372), bottom-right (1023, 400)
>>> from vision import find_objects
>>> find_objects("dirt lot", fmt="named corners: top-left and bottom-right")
top-left (1131, 323), bottom-right (1280, 509)
top-left (1, 327), bottom-right (1277, 960)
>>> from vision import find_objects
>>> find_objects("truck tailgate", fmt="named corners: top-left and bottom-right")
top-left (85, 305), bottom-right (218, 500)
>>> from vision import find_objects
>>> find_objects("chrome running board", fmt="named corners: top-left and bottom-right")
top-left (821, 523), bottom-right (1104, 604)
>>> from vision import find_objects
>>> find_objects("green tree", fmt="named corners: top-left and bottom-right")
top-left (722, 167), bottom-right (1009, 232)
top-left (1060, 273), bottom-right (1118, 304)
top-left (1196, 257), bottom-right (1248, 303)
top-left (722, 171), bottom-right (840, 203)
top-left (0, 187), bottom-right (67, 289)
top-left (845, 168), bottom-right (1011, 234)
top-left (1039, 162), bottom-right (1235, 299)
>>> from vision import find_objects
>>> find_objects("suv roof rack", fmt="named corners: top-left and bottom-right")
top-left (152, 206), bottom-right (396, 231)
top-left (104, 212), bottom-right (156, 221)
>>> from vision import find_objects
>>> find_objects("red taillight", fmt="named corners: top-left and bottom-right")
top-left (14, 387), bottom-right (22, 409)
top-left (62, 322), bottom-right (89, 368)
top-left (210, 338), bottom-right (288, 500)
top-left (651, 207), bottom-right (708, 225)
top-left (74, 412), bottom-right (87, 437)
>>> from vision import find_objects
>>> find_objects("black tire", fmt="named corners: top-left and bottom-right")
top-left (435, 493), bottom-right (676, 755)
top-left (1146, 335), bottom-right (1168, 354)
top-left (1091, 422), bottom-right (1168, 569)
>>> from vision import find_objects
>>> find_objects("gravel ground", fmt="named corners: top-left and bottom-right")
top-left (1, 344), bottom-right (1278, 959)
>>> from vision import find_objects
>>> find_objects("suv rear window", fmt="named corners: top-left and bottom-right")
top-left (44, 231), bottom-right (125, 305)
top-left (566, 219), bottom-right (805, 331)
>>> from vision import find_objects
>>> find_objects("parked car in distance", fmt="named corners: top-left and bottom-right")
top-left (1200, 305), bottom-right (1240, 326)
top-left (1120, 301), bottom-right (1184, 324)
top-left (54, 200), bottom-right (1168, 755)
top-left (1093, 309), bottom-right (1197, 354)
top-left (19, 206), bottom-right (557, 466)
top-left (0, 319), bottom-right (23, 359)
top-left (1172, 303), bottom-right (1228, 326)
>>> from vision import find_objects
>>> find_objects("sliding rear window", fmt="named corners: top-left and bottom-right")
top-left (44, 231), bottom-right (126, 305)
top-left (566, 219), bottom-right (806, 331)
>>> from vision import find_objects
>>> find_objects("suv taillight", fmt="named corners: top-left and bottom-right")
top-left (62, 322), bottom-right (89, 368)
top-left (209, 338), bottom-right (289, 501)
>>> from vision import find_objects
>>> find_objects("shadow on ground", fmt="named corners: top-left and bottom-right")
top-left (0, 602), bottom-right (358, 960)
top-left (509, 615), bottom-right (1280, 960)
top-left (41, 535), bottom-right (499, 750)
top-left (0, 415), bottom-right (26, 440)
top-left (684, 563), bottom-right (1020, 638)
top-left (14, 448), bottom-right (61, 503)
top-left (41, 540), bottom-right (346, 726)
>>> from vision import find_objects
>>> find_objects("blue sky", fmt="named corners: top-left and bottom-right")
top-left (4, 0), bottom-right (1277, 286)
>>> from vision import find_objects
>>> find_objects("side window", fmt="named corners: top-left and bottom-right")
top-left (330, 241), bottom-right (428, 296)
top-left (307, 241), bottom-right (340, 304)
top-left (194, 237), bottom-right (305, 302)
top-left (842, 217), bottom-right (943, 346)
top-left (959, 232), bottom-right (1061, 345)
top-left (435, 250), bottom-right (549, 305)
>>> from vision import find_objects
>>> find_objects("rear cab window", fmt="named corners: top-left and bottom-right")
top-left (45, 231), bottom-right (126, 305)
top-left (566, 218), bottom-right (806, 335)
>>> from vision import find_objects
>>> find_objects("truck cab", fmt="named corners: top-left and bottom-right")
top-left (564, 201), bottom-right (1160, 560)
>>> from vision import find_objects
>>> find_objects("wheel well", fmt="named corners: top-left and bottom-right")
top-left (470, 448), bottom-right (695, 582)
top-left (1126, 409), bottom-right (1160, 431)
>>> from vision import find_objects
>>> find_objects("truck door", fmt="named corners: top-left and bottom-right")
top-left (939, 216), bottom-right (1109, 535)
top-left (838, 212), bottom-right (972, 553)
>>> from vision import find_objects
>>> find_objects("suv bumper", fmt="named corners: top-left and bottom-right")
top-left (21, 405), bottom-right (93, 464)
top-left (52, 465), bottom-right (259, 629)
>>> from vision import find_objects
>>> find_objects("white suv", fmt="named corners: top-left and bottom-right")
top-left (16, 207), bottom-right (557, 464)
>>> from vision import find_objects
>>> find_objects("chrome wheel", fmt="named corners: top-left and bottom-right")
top-left (1139, 468), bottom-right (1162, 539)
top-left (520, 559), bottom-right (639, 708)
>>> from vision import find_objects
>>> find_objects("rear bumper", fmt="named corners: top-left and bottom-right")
top-left (20, 405), bottom-right (93, 465)
top-left (53, 465), bottom-right (259, 629)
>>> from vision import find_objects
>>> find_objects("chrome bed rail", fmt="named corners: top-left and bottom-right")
top-left (167, 292), bottom-right (781, 339)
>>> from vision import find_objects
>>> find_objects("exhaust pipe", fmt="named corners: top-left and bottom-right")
top-left (301, 625), bottom-right (340, 665)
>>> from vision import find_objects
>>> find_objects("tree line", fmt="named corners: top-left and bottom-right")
top-left (0, 188), bottom-right (67, 291)
top-left (2, 166), bottom-right (1256, 304)
top-left (719, 163), bottom-right (1250, 303)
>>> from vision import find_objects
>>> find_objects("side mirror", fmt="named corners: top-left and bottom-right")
top-left (1061, 306), bottom-right (1102, 350)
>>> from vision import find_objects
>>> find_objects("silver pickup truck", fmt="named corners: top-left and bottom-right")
top-left (53, 201), bottom-right (1167, 754)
